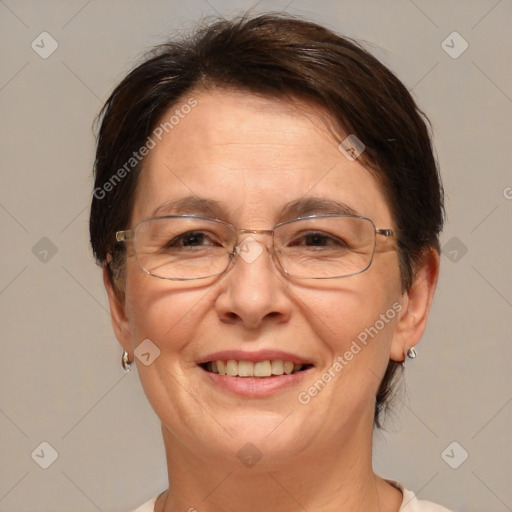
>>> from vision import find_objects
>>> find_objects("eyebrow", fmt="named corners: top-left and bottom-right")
top-left (149, 195), bottom-right (360, 221)
top-left (280, 197), bottom-right (359, 219)
top-left (150, 196), bottom-right (224, 218)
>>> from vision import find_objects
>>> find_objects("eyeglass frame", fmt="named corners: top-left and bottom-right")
top-left (115, 214), bottom-right (397, 281)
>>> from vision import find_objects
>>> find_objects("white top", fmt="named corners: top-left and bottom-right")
top-left (131, 481), bottom-right (453, 511)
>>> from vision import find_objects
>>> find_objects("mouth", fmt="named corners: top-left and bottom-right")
top-left (199, 359), bottom-right (313, 378)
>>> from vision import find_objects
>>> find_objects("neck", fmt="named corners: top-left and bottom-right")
top-left (155, 412), bottom-right (402, 512)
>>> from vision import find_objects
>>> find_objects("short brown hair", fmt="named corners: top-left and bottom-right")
top-left (90, 13), bottom-right (444, 428)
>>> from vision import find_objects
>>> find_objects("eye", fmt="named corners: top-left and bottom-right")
top-left (288, 231), bottom-right (349, 248)
top-left (165, 230), bottom-right (220, 249)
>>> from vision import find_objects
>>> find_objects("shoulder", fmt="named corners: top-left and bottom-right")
top-left (388, 481), bottom-right (454, 512)
top-left (128, 486), bottom-right (455, 512)
top-left (130, 495), bottom-right (158, 512)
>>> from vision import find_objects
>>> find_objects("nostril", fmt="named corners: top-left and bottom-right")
top-left (219, 311), bottom-right (241, 324)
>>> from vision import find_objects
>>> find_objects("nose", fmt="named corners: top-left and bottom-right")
top-left (214, 236), bottom-right (292, 330)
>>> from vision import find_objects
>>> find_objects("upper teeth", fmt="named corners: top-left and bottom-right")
top-left (207, 360), bottom-right (303, 377)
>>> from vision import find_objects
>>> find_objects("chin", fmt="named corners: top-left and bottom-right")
top-left (219, 412), bottom-right (313, 459)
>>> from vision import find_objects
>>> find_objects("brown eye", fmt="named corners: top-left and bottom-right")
top-left (288, 231), bottom-right (349, 248)
top-left (166, 231), bottom-right (218, 249)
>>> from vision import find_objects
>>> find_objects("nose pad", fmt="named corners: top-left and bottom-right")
top-left (234, 236), bottom-right (265, 265)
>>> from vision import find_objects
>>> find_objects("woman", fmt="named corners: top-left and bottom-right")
top-left (90, 13), bottom-right (450, 512)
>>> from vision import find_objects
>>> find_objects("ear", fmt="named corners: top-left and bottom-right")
top-left (102, 261), bottom-right (131, 353)
top-left (390, 247), bottom-right (440, 362)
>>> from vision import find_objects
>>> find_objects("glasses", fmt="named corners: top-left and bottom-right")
top-left (115, 214), bottom-right (396, 281)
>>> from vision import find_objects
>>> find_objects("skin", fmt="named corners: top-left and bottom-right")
top-left (104, 89), bottom-right (439, 512)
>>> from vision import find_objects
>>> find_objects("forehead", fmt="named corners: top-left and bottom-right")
top-left (132, 88), bottom-right (392, 227)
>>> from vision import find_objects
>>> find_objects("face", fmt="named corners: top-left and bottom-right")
top-left (108, 89), bottom-right (411, 467)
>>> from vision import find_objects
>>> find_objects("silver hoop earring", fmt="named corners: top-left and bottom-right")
top-left (121, 350), bottom-right (133, 372)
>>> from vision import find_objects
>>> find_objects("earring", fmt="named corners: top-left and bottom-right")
top-left (121, 350), bottom-right (133, 372)
top-left (406, 346), bottom-right (417, 359)
top-left (402, 345), bottom-right (417, 367)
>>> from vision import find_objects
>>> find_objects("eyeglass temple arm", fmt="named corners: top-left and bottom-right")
top-left (116, 230), bottom-right (135, 242)
top-left (376, 228), bottom-right (395, 238)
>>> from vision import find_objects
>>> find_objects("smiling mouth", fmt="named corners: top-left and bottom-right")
top-left (200, 360), bottom-right (313, 378)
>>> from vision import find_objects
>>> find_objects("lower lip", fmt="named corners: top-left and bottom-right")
top-left (200, 367), bottom-right (311, 397)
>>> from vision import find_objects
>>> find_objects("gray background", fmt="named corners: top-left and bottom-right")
top-left (1, 0), bottom-right (511, 511)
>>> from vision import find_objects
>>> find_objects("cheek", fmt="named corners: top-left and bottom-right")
top-left (306, 276), bottom-right (400, 346)
top-left (300, 264), bottom-right (402, 389)
top-left (122, 271), bottom-right (216, 417)
top-left (304, 288), bottom-right (400, 401)
top-left (123, 264), bottom-right (210, 351)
